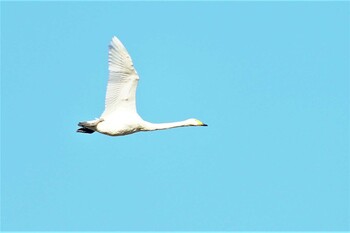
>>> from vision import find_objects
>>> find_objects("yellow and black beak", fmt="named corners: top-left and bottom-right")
top-left (195, 119), bottom-right (208, 126)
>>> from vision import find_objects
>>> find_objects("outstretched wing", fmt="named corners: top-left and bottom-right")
top-left (101, 36), bottom-right (140, 118)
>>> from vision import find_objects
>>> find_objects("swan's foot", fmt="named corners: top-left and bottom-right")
top-left (77, 127), bottom-right (95, 134)
top-left (77, 118), bottom-right (104, 134)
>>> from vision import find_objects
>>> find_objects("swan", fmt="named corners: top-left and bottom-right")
top-left (77, 36), bottom-right (207, 136)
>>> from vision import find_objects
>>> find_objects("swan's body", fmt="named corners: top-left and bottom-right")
top-left (77, 36), bottom-right (207, 136)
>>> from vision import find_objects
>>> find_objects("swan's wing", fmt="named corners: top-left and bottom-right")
top-left (101, 36), bottom-right (140, 118)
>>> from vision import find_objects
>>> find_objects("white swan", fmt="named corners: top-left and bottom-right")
top-left (77, 36), bottom-right (207, 136)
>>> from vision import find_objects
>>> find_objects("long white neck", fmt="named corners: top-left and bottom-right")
top-left (142, 120), bottom-right (191, 131)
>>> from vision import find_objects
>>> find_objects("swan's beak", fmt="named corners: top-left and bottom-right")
top-left (195, 119), bottom-right (208, 126)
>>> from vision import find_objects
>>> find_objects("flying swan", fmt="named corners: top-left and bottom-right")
top-left (77, 36), bottom-right (207, 136)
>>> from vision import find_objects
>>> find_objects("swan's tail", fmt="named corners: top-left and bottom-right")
top-left (76, 118), bottom-right (104, 134)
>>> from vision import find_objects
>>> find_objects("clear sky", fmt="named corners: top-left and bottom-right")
top-left (1, 1), bottom-right (349, 231)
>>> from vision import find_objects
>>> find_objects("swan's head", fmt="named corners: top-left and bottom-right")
top-left (186, 118), bottom-right (208, 126)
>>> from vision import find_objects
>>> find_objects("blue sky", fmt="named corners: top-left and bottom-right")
top-left (1, 1), bottom-right (349, 231)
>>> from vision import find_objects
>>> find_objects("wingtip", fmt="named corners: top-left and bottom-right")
top-left (111, 36), bottom-right (121, 44)
top-left (110, 36), bottom-right (125, 49)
